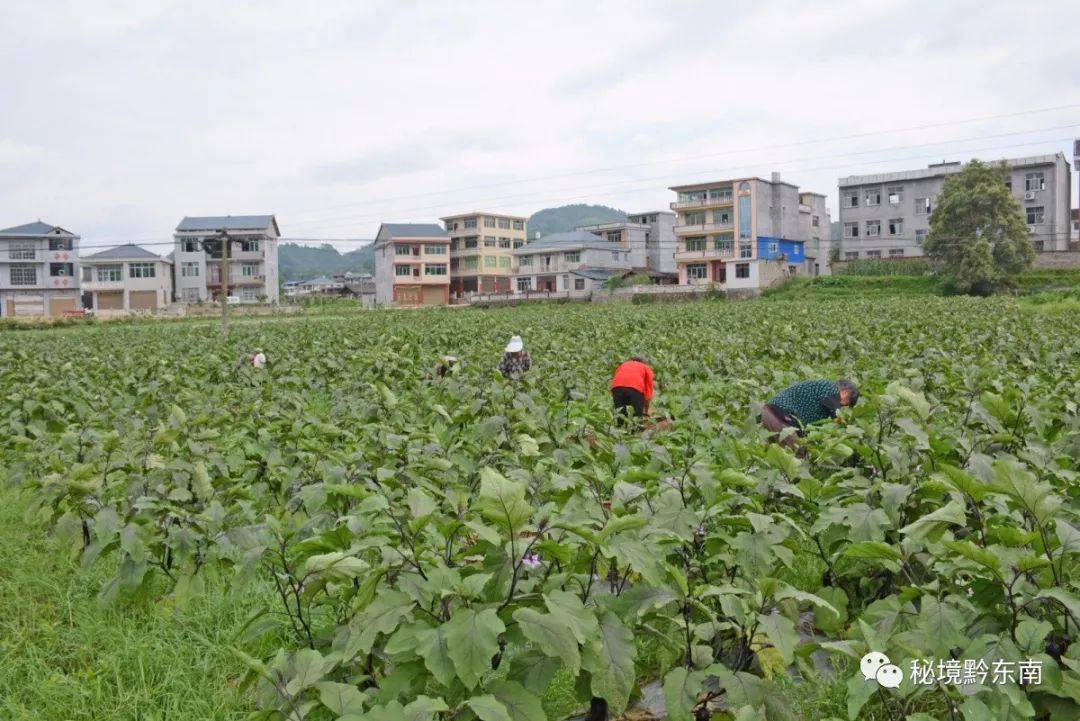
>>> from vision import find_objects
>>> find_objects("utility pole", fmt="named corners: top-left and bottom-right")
top-left (219, 229), bottom-right (230, 335)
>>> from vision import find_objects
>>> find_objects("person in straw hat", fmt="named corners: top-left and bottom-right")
top-left (498, 335), bottom-right (532, 380)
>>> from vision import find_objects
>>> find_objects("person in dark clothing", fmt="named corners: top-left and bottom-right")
top-left (610, 357), bottom-right (654, 426)
top-left (434, 355), bottom-right (459, 378)
top-left (498, 335), bottom-right (532, 380)
top-left (762, 379), bottom-right (859, 447)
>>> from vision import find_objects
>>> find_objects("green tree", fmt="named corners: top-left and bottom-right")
top-left (924, 159), bottom-right (1034, 294)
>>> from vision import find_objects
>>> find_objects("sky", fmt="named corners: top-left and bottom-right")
top-left (2, 0), bottom-right (1079, 253)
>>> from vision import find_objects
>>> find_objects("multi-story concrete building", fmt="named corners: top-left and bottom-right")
top-left (0, 220), bottom-right (81, 317)
top-left (173, 215), bottom-right (280, 304)
top-left (373, 223), bottom-right (451, 306)
top-left (798, 193), bottom-right (832, 276)
top-left (512, 230), bottom-right (635, 293)
top-left (577, 210), bottom-right (679, 281)
top-left (80, 244), bottom-right (172, 313)
top-left (669, 174), bottom-right (814, 290)
top-left (441, 212), bottom-right (528, 298)
top-left (838, 153), bottom-right (1072, 259)
top-left (626, 211), bottom-right (678, 275)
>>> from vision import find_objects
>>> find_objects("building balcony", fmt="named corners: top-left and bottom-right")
top-left (670, 197), bottom-right (734, 211)
top-left (393, 275), bottom-right (450, 285)
top-left (674, 222), bottom-right (735, 235)
top-left (674, 248), bottom-right (738, 262)
top-left (207, 276), bottom-right (266, 287)
top-left (449, 248), bottom-right (480, 258)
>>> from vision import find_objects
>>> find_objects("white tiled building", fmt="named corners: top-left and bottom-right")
top-left (80, 245), bottom-right (173, 313)
top-left (173, 215), bottom-right (280, 304)
top-left (0, 221), bottom-right (81, 317)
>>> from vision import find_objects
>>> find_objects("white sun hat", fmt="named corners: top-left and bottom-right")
top-left (505, 335), bottom-right (524, 353)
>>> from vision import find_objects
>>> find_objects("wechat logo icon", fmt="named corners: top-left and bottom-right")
top-left (861, 651), bottom-right (903, 689)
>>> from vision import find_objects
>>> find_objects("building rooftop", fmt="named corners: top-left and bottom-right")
top-left (570, 268), bottom-right (620, 281)
top-left (839, 153), bottom-right (1068, 187)
top-left (669, 176), bottom-right (799, 192)
top-left (379, 223), bottom-right (450, 238)
top-left (513, 229), bottom-right (617, 253)
top-left (82, 244), bottom-right (171, 262)
top-left (439, 211), bottom-right (528, 221)
top-left (0, 221), bottom-right (76, 236)
top-left (176, 215), bottom-right (280, 234)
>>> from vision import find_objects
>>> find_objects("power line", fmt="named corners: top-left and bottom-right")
top-left (283, 102), bottom-right (1080, 219)
top-left (285, 134), bottom-right (1080, 234)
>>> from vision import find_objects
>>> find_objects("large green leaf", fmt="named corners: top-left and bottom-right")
top-left (486, 680), bottom-right (546, 721)
top-left (444, 608), bottom-right (505, 690)
top-left (477, 468), bottom-right (534, 533)
top-left (581, 611), bottom-right (636, 713)
top-left (513, 608), bottom-right (580, 674)
top-left (899, 499), bottom-right (966, 544)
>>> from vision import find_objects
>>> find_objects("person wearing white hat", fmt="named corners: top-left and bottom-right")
top-left (498, 335), bottom-right (532, 380)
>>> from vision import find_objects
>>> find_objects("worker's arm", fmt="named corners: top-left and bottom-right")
top-left (643, 366), bottom-right (655, 402)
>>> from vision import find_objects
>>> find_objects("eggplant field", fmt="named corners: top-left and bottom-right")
top-left (3, 296), bottom-right (1080, 721)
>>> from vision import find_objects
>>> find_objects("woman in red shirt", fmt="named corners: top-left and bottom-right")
top-left (610, 357), bottom-right (654, 425)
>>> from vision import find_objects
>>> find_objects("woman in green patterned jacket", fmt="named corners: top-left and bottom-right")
top-left (761, 379), bottom-right (859, 448)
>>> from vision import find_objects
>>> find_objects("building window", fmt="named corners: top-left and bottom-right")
top-left (497, 218), bottom-right (510, 229)
top-left (519, 256), bottom-right (533, 267)
top-left (866, 250), bottom-right (882, 258)
top-left (483, 237), bottom-right (496, 247)
top-left (684, 212), bottom-right (705, 226)
top-left (129, 262), bottom-right (156, 279)
top-left (811, 215), bottom-right (820, 227)
top-left (182, 239), bottom-right (200, 253)
top-left (1025, 172), bottom-right (1045, 191)
top-left (574, 278), bottom-right (585, 290)
top-left (49, 237), bottom-right (73, 251)
top-left (499, 256), bottom-right (511, 268)
top-left (864, 188), bottom-right (882, 206)
top-left (483, 256), bottom-right (496, 268)
top-left (395, 245), bottom-right (413, 256)
top-left (513, 240), bottom-right (524, 248)
top-left (484, 217), bottom-right (496, 228)
top-left (464, 257), bottom-right (479, 270)
top-left (1027, 206), bottom-right (1044, 225)
top-left (9, 241), bottom-right (36, 259)
top-left (498, 237), bottom-right (511, 248)
top-left (888, 218), bottom-right (903, 235)
top-left (395, 265), bottom-right (412, 277)
top-left (9, 264), bottom-right (37, 285)
top-left (735, 263), bottom-right (750, 279)
top-left (96, 265), bottom-right (123, 282)
top-left (709, 187), bottom-right (733, 201)
top-left (915, 197), bottom-right (931, 215)
top-left (713, 210), bottom-right (731, 224)
top-left (739, 242), bottom-right (752, 259)
top-left (1034, 240), bottom-right (1045, 252)
top-left (685, 236), bottom-right (706, 252)
top-left (565, 251), bottom-right (580, 263)
top-left (738, 196), bottom-right (752, 239)
top-left (1003, 176), bottom-right (1013, 191)
top-left (606, 231), bottom-right (622, 243)
top-left (82, 266), bottom-right (92, 282)
top-left (517, 277), bottom-right (531, 293)
top-left (915, 229), bottom-right (928, 245)
top-left (239, 239), bottom-right (260, 252)
top-left (768, 242), bottom-right (778, 253)
top-left (611, 251), bottom-right (619, 261)
top-left (844, 222), bottom-right (860, 238)
top-left (424, 244), bottom-right (447, 255)
top-left (240, 287), bottom-right (260, 301)
top-left (687, 263), bottom-right (707, 280)
top-left (464, 238), bottom-right (478, 249)
top-left (181, 261), bottom-right (199, 277)
top-left (424, 264), bottom-right (448, 276)
top-left (887, 186), bottom-right (903, 205)
top-left (48, 262), bottom-right (73, 277)
top-left (844, 191), bottom-right (859, 208)
top-left (865, 220), bottom-right (881, 237)
top-left (845, 251), bottom-right (859, 260)
top-left (512, 220), bottom-right (524, 231)
top-left (444, 221), bottom-right (457, 232)
top-left (241, 263), bottom-right (258, 277)
top-left (182, 287), bottom-right (200, 302)
top-left (714, 235), bottom-right (734, 253)
top-left (888, 248), bottom-right (904, 257)
top-left (464, 218), bottom-right (477, 229)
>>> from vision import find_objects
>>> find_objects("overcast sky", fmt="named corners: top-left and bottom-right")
top-left (2, 0), bottom-right (1079, 251)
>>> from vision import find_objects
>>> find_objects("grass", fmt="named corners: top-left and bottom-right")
top-left (0, 486), bottom-right (265, 721)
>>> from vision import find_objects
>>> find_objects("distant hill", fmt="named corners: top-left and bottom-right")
top-left (527, 204), bottom-right (626, 240)
top-left (278, 242), bottom-right (374, 282)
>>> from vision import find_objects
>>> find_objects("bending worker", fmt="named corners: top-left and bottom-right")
top-left (762, 378), bottom-right (859, 447)
top-left (610, 357), bottom-right (654, 426)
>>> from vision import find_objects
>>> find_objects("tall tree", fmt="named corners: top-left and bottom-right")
top-left (924, 160), bottom-right (1034, 294)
